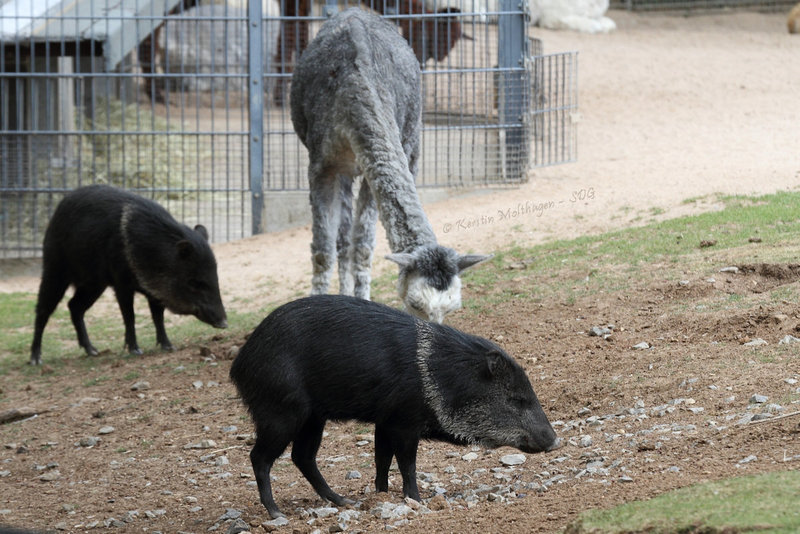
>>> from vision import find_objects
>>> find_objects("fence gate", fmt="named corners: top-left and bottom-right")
top-left (0, 0), bottom-right (577, 259)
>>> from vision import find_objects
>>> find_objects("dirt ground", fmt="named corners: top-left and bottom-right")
top-left (1, 8), bottom-right (799, 534)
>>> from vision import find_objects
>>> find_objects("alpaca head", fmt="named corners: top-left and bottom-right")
top-left (387, 245), bottom-right (491, 323)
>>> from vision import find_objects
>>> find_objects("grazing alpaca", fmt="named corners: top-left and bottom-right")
top-left (273, 0), bottom-right (467, 104)
top-left (290, 8), bottom-right (489, 323)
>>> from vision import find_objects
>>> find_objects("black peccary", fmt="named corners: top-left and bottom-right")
top-left (229, 295), bottom-right (559, 518)
top-left (30, 184), bottom-right (227, 365)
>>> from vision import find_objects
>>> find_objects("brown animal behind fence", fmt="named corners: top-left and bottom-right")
top-left (273, 0), bottom-right (469, 104)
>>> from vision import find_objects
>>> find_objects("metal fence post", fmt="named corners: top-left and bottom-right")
top-left (249, 0), bottom-right (265, 235)
top-left (498, 0), bottom-right (529, 181)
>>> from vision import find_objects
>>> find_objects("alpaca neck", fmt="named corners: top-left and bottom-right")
top-left (362, 162), bottom-right (437, 254)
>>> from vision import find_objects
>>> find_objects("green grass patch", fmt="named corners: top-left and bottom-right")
top-left (454, 191), bottom-right (800, 315)
top-left (0, 291), bottom-right (260, 376)
top-left (565, 471), bottom-right (800, 533)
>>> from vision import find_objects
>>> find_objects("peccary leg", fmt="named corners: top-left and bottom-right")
top-left (147, 297), bottom-right (173, 351)
top-left (336, 176), bottom-right (355, 296)
top-left (30, 271), bottom-right (70, 365)
top-left (113, 286), bottom-right (141, 355)
top-left (309, 170), bottom-right (340, 295)
top-left (351, 179), bottom-right (378, 300)
top-left (391, 431), bottom-right (421, 501)
top-left (250, 433), bottom-right (291, 519)
top-left (292, 416), bottom-right (354, 506)
top-left (374, 425), bottom-right (394, 493)
top-left (68, 283), bottom-right (106, 357)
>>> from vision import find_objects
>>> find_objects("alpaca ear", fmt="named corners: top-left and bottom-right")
top-left (194, 224), bottom-right (209, 241)
top-left (386, 253), bottom-right (416, 269)
top-left (457, 254), bottom-right (492, 272)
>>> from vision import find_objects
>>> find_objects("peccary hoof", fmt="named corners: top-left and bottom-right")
top-left (129, 348), bottom-right (143, 356)
top-left (161, 343), bottom-right (175, 352)
top-left (29, 356), bottom-right (42, 366)
top-left (84, 345), bottom-right (99, 357)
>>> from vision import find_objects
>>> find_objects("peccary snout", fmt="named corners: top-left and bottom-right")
top-left (229, 294), bottom-right (558, 519)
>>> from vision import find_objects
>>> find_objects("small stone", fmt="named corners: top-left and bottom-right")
top-left (184, 496), bottom-right (198, 504)
top-left (778, 335), bottom-right (800, 345)
top-left (500, 454), bottom-right (526, 466)
top-left (225, 518), bottom-right (250, 534)
top-left (345, 470), bottom-right (361, 480)
top-left (577, 406), bottom-right (592, 416)
top-left (462, 452), bottom-right (479, 461)
top-left (131, 381), bottom-right (150, 391)
top-left (192, 381), bottom-right (204, 389)
top-left (338, 510), bottom-right (361, 522)
top-left (0, 471), bottom-right (9, 478)
top-left (738, 455), bottom-right (757, 464)
top-left (579, 435), bottom-right (593, 448)
top-left (78, 436), bottom-right (100, 448)
top-left (39, 470), bottom-right (61, 482)
top-left (223, 345), bottom-right (239, 360)
top-left (618, 475), bottom-right (634, 483)
top-left (215, 456), bottom-right (230, 467)
top-left (736, 413), bottom-right (755, 425)
top-left (589, 326), bottom-right (611, 337)
top-left (744, 338), bottom-right (767, 347)
top-left (632, 342), bottom-right (650, 350)
top-left (771, 314), bottom-right (790, 324)
top-left (221, 425), bottom-right (238, 433)
top-left (784, 378), bottom-right (798, 385)
top-left (719, 266), bottom-right (739, 274)
top-left (749, 394), bottom-right (768, 404)
top-left (312, 507), bottom-right (339, 518)
top-left (262, 517), bottom-right (289, 532)
top-left (54, 522), bottom-right (68, 531)
top-left (98, 426), bottom-right (115, 435)
top-left (748, 236), bottom-right (762, 243)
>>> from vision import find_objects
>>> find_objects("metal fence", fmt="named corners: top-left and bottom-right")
top-left (611, 0), bottom-right (794, 11)
top-left (0, 0), bottom-right (577, 259)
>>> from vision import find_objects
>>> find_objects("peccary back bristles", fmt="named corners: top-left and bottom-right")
top-left (230, 294), bottom-right (558, 518)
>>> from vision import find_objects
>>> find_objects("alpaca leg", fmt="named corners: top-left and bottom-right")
top-left (351, 179), bottom-right (378, 300)
top-left (336, 176), bottom-right (355, 296)
top-left (309, 170), bottom-right (339, 295)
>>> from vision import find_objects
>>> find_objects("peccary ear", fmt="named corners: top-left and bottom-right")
top-left (486, 350), bottom-right (504, 376)
top-left (177, 240), bottom-right (194, 259)
top-left (194, 224), bottom-right (209, 241)
top-left (386, 253), bottom-right (416, 269)
top-left (457, 254), bottom-right (493, 272)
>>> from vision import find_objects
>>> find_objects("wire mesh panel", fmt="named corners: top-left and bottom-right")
top-left (263, 0), bottom-right (578, 190)
top-left (0, 0), bottom-right (576, 259)
top-left (0, 0), bottom-right (253, 259)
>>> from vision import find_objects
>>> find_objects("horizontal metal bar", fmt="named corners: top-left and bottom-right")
top-left (1, 130), bottom-right (249, 135)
